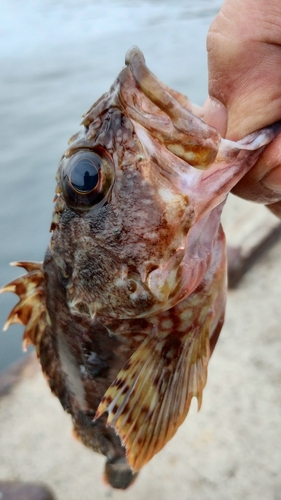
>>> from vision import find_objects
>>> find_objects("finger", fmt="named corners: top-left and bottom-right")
top-left (267, 200), bottom-right (281, 219)
top-left (207, 0), bottom-right (281, 140)
top-left (202, 97), bottom-right (227, 137)
top-left (231, 133), bottom-right (281, 203)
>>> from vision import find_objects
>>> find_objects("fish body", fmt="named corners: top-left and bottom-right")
top-left (2, 48), bottom-right (281, 489)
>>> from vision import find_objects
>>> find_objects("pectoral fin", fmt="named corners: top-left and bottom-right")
top-left (95, 318), bottom-right (211, 471)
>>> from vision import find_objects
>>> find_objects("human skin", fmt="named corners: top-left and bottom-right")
top-left (204, 0), bottom-right (281, 217)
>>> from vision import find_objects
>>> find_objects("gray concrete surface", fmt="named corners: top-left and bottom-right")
top-left (0, 204), bottom-right (281, 500)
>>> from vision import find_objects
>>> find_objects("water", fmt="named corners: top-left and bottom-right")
top-left (0, 0), bottom-right (223, 373)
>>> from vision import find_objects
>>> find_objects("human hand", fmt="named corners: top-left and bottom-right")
top-left (204, 0), bottom-right (281, 217)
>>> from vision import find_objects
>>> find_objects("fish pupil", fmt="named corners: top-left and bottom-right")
top-left (71, 157), bottom-right (100, 193)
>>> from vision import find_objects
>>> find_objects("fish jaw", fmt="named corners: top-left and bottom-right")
top-left (123, 48), bottom-right (281, 221)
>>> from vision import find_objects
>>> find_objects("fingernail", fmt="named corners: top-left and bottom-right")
top-left (203, 97), bottom-right (227, 137)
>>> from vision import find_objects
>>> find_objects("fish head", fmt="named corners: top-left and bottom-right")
top-left (50, 47), bottom-right (280, 321)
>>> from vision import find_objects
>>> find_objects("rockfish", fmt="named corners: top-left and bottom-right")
top-left (1, 48), bottom-right (280, 489)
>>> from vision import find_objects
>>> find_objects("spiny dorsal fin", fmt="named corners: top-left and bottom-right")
top-left (0, 262), bottom-right (47, 354)
top-left (95, 317), bottom-right (211, 472)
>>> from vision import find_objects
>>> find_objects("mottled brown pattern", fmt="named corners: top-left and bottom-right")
top-left (1, 47), bottom-right (281, 489)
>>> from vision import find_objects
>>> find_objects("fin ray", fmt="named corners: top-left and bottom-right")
top-left (1, 262), bottom-right (47, 354)
top-left (95, 316), bottom-right (211, 471)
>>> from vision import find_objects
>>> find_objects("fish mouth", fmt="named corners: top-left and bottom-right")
top-left (124, 46), bottom-right (220, 169)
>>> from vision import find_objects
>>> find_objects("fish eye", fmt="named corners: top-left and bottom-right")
top-left (60, 149), bottom-right (114, 211)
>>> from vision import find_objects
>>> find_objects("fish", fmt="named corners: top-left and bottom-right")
top-left (1, 47), bottom-right (281, 489)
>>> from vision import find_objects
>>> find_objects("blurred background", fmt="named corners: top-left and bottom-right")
top-left (0, 0), bottom-right (224, 372)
